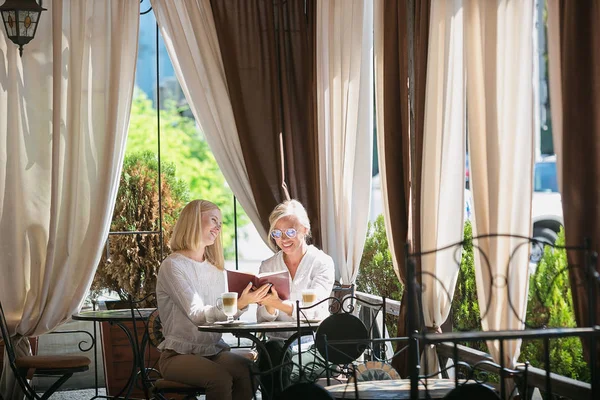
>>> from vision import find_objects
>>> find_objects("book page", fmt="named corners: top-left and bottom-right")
top-left (227, 269), bottom-right (291, 300)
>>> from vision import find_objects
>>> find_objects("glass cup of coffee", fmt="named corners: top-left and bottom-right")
top-left (301, 289), bottom-right (317, 308)
top-left (217, 292), bottom-right (238, 323)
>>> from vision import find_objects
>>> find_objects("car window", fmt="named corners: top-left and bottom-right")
top-left (534, 161), bottom-right (558, 193)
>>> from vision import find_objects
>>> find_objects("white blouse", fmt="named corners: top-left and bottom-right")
top-left (156, 253), bottom-right (234, 356)
top-left (256, 245), bottom-right (335, 330)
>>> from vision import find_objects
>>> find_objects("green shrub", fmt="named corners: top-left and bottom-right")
top-left (90, 151), bottom-right (189, 301)
top-left (451, 221), bottom-right (481, 330)
top-left (357, 215), bottom-right (403, 301)
top-left (356, 215), bottom-right (403, 334)
top-left (356, 216), bottom-right (588, 381)
top-left (451, 221), bottom-right (488, 352)
top-left (519, 228), bottom-right (589, 382)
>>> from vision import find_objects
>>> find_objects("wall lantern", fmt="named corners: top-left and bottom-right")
top-left (0, 0), bottom-right (46, 57)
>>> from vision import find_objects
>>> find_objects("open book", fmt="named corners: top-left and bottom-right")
top-left (226, 270), bottom-right (291, 300)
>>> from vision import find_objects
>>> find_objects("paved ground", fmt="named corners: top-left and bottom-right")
top-left (45, 388), bottom-right (262, 399)
top-left (39, 389), bottom-right (107, 399)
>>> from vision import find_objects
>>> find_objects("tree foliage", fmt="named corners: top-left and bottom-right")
top-left (356, 215), bottom-right (403, 335)
top-left (356, 215), bottom-right (403, 302)
top-left (91, 152), bottom-right (188, 301)
top-left (125, 89), bottom-right (246, 256)
top-left (449, 221), bottom-right (488, 352)
top-left (451, 221), bottom-right (481, 330)
top-left (520, 228), bottom-right (589, 382)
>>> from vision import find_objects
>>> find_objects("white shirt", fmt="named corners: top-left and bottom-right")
top-left (156, 253), bottom-right (233, 356)
top-left (256, 245), bottom-right (335, 335)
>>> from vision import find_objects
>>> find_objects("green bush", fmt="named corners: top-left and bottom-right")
top-left (451, 221), bottom-right (488, 352)
top-left (356, 215), bottom-right (403, 334)
top-left (451, 221), bottom-right (481, 330)
top-left (519, 228), bottom-right (589, 382)
top-left (90, 151), bottom-right (189, 301)
top-left (452, 225), bottom-right (588, 381)
top-left (356, 218), bottom-right (588, 382)
top-left (356, 215), bottom-right (403, 301)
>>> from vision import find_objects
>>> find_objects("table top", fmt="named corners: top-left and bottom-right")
top-left (324, 379), bottom-right (462, 399)
top-left (198, 320), bottom-right (321, 333)
top-left (72, 308), bottom-right (155, 322)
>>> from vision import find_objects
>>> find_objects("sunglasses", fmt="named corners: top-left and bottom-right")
top-left (270, 228), bottom-right (297, 239)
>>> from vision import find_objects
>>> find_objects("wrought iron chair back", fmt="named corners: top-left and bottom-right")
top-left (0, 300), bottom-right (90, 400)
top-left (284, 295), bottom-right (395, 388)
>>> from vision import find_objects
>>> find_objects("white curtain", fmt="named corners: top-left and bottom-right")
top-left (316, 0), bottom-right (373, 285)
top-left (464, 0), bottom-right (534, 369)
top-left (0, 0), bottom-right (139, 398)
top-left (150, 0), bottom-right (267, 241)
top-left (420, 0), bottom-right (465, 375)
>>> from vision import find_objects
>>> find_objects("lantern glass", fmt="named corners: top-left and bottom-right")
top-left (2, 10), bottom-right (16, 37)
top-left (18, 10), bottom-right (39, 38)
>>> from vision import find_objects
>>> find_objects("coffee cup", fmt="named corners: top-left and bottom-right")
top-left (217, 292), bottom-right (238, 322)
top-left (301, 289), bottom-right (317, 307)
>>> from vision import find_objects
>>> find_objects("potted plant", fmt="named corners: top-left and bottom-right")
top-left (90, 151), bottom-right (188, 396)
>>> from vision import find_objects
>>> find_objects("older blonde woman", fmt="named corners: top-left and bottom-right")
top-left (156, 200), bottom-right (270, 400)
top-left (257, 199), bottom-right (335, 332)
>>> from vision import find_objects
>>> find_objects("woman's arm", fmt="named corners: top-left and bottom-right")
top-left (159, 262), bottom-right (224, 325)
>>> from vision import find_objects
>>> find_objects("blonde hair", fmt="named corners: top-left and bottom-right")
top-left (267, 199), bottom-right (311, 249)
top-left (169, 200), bottom-right (225, 270)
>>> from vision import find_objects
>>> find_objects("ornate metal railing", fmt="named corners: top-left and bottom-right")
top-left (355, 284), bottom-right (597, 400)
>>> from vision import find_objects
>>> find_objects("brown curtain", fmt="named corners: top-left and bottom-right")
top-left (380, 0), bottom-right (430, 376)
top-left (548, 0), bottom-right (600, 359)
top-left (210, 0), bottom-right (321, 246)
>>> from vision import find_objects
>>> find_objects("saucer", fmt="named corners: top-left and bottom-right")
top-left (301, 319), bottom-right (322, 323)
top-left (214, 320), bottom-right (247, 326)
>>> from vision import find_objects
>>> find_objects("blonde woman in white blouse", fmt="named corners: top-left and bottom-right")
top-left (257, 199), bottom-right (335, 335)
top-left (156, 200), bottom-right (270, 400)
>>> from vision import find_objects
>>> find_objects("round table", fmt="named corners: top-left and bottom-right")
top-left (73, 308), bottom-right (155, 323)
top-left (197, 320), bottom-right (321, 367)
top-left (324, 379), bottom-right (465, 399)
top-left (72, 308), bottom-right (155, 399)
top-left (199, 320), bottom-right (321, 395)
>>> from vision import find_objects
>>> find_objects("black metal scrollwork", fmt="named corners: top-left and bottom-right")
top-left (47, 329), bottom-right (95, 352)
top-left (407, 233), bottom-right (599, 329)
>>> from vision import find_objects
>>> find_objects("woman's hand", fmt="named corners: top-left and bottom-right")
top-left (238, 282), bottom-right (271, 310)
top-left (260, 286), bottom-right (282, 315)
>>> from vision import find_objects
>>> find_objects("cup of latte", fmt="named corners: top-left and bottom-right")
top-left (301, 289), bottom-right (317, 307)
top-left (217, 292), bottom-right (238, 322)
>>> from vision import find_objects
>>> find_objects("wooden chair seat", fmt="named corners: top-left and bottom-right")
top-left (0, 300), bottom-right (92, 399)
top-left (15, 354), bottom-right (91, 371)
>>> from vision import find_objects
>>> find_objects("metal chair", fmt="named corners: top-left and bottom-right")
top-left (0, 301), bottom-right (90, 400)
top-left (128, 295), bottom-right (206, 400)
